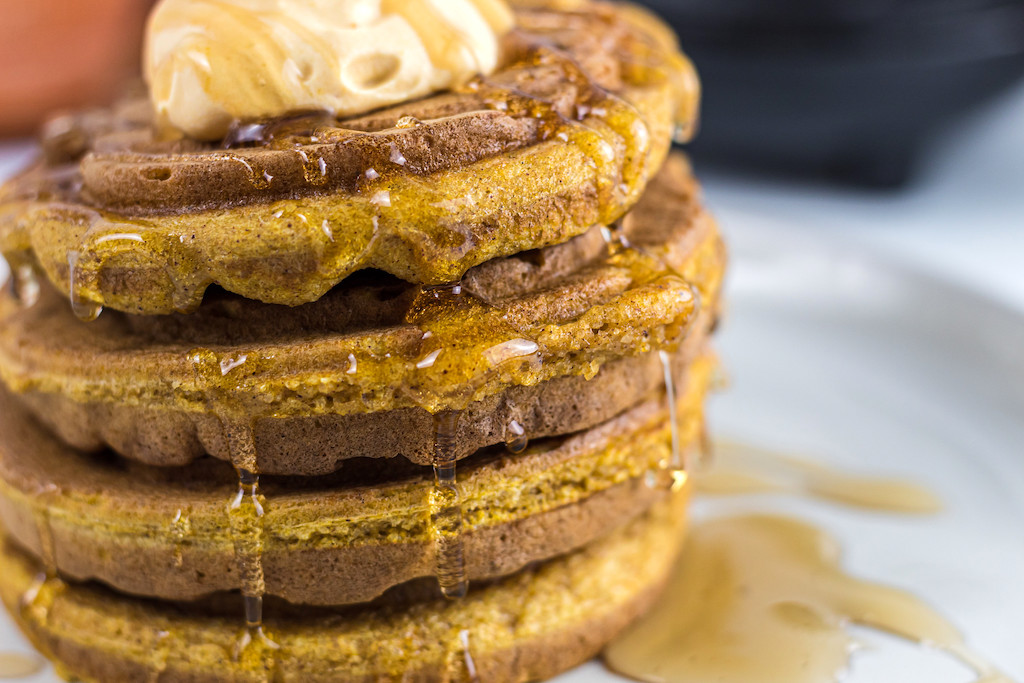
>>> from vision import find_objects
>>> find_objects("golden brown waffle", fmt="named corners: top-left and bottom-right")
top-left (0, 4), bottom-right (719, 679)
top-left (0, 355), bottom-right (709, 606)
top-left (0, 1), bottom-right (699, 316)
top-left (0, 156), bottom-right (725, 475)
top-left (1, 491), bottom-right (688, 683)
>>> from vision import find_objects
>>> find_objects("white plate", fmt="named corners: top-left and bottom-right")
top-left (1, 213), bottom-right (1023, 682)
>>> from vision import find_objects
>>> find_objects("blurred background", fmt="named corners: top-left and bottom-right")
top-left (645, 0), bottom-right (1024, 188)
top-left (1, 0), bottom-right (1023, 302)
top-left (0, 0), bottom-right (152, 137)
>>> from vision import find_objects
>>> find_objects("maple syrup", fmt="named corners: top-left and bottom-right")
top-left (0, 652), bottom-right (43, 679)
top-left (431, 411), bottom-right (468, 599)
top-left (605, 515), bottom-right (1011, 683)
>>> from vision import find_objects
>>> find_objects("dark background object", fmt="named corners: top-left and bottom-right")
top-left (640, 0), bottom-right (1024, 187)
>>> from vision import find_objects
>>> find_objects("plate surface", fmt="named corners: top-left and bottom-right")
top-left (1, 213), bottom-right (1023, 682)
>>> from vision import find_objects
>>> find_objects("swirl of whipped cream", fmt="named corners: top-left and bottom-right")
top-left (145, 0), bottom-right (515, 140)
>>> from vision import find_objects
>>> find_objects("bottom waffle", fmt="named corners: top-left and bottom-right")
top-left (1, 490), bottom-right (689, 683)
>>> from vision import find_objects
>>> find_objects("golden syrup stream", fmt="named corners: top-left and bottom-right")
top-left (170, 508), bottom-right (192, 569)
top-left (67, 250), bottom-right (103, 322)
top-left (658, 350), bottom-right (688, 495)
top-left (225, 434), bottom-right (279, 667)
top-left (189, 350), bottom-right (279, 666)
top-left (697, 441), bottom-right (942, 514)
top-left (659, 350), bottom-right (680, 469)
top-left (604, 514), bottom-right (1013, 683)
top-left (431, 410), bottom-right (468, 600)
top-left (0, 652), bottom-right (44, 679)
top-left (20, 484), bottom-right (62, 629)
top-left (604, 213), bottom-right (695, 493)
top-left (405, 279), bottom-right (545, 600)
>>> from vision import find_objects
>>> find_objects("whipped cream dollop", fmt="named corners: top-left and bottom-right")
top-left (144, 0), bottom-right (515, 140)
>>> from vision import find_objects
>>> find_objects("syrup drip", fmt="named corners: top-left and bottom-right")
top-left (604, 204), bottom-right (698, 495)
top-left (190, 350), bottom-right (278, 656)
top-left (660, 350), bottom-right (683, 473)
top-left (407, 282), bottom-right (549, 599)
top-left (228, 464), bottom-right (266, 615)
top-left (0, 652), bottom-right (44, 679)
top-left (504, 419), bottom-right (528, 454)
top-left (228, 462), bottom-right (279, 661)
top-left (19, 482), bottom-right (62, 626)
top-left (604, 515), bottom-right (1012, 683)
top-left (697, 441), bottom-right (943, 514)
top-left (430, 411), bottom-right (468, 599)
top-left (170, 509), bottom-right (192, 569)
top-left (67, 250), bottom-right (103, 322)
top-left (644, 349), bottom-right (686, 491)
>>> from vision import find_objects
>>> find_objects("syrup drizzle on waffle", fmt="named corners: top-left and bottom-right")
top-left (0, 6), bottom-right (713, 675)
top-left (0, 3), bottom-right (700, 316)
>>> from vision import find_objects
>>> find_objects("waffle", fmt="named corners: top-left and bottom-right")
top-left (0, 1), bottom-right (699, 316)
top-left (1, 491), bottom-right (688, 683)
top-left (0, 354), bottom-right (709, 606)
top-left (0, 156), bottom-right (724, 475)
top-left (0, 2), bottom-right (720, 680)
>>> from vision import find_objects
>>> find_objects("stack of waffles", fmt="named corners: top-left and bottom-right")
top-left (0, 2), bottom-right (725, 680)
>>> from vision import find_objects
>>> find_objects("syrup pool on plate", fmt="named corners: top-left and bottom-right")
top-left (604, 441), bottom-right (1014, 683)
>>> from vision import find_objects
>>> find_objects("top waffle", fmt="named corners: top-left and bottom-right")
top-left (0, 1), bottom-right (699, 316)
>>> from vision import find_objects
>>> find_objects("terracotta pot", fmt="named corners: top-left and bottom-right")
top-left (0, 0), bottom-right (152, 136)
